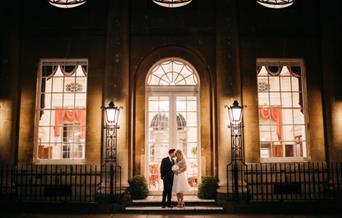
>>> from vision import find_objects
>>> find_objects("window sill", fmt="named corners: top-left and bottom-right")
top-left (33, 159), bottom-right (86, 165)
top-left (260, 157), bottom-right (308, 163)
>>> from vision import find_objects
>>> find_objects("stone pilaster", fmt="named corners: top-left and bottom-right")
top-left (216, 0), bottom-right (242, 191)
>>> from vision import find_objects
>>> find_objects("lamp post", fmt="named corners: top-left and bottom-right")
top-left (225, 100), bottom-right (244, 163)
top-left (103, 101), bottom-right (122, 163)
top-left (225, 100), bottom-right (244, 200)
top-left (102, 101), bottom-right (122, 200)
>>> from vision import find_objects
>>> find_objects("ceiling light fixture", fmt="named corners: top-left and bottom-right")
top-left (152, 0), bottom-right (192, 8)
top-left (48, 0), bottom-right (87, 9)
top-left (256, 0), bottom-right (294, 9)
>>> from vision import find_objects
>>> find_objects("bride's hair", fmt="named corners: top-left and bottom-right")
top-left (175, 149), bottom-right (184, 162)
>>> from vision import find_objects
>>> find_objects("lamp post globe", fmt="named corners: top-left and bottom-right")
top-left (104, 101), bottom-right (121, 125)
top-left (228, 100), bottom-right (243, 125)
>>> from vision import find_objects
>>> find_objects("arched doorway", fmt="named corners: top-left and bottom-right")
top-left (145, 57), bottom-right (200, 192)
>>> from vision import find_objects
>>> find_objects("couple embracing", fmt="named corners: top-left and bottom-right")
top-left (160, 148), bottom-right (190, 208)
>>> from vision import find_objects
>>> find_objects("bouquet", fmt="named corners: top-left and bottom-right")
top-left (172, 164), bottom-right (179, 172)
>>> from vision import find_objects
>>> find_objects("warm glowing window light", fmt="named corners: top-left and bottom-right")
top-left (146, 57), bottom-right (199, 191)
top-left (147, 58), bottom-right (198, 86)
top-left (257, 60), bottom-right (307, 160)
top-left (36, 60), bottom-right (88, 162)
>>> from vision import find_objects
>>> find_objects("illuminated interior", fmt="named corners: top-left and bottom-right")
top-left (257, 61), bottom-right (307, 159)
top-left (36, 60), bottom-right (87, 161)
top-left (146, 58), bottom-right (199, 191)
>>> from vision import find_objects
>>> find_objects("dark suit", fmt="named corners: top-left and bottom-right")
top-left (160, 156), bottom-right (174, 206)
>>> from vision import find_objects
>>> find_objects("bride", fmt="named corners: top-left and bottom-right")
top-left (172, 149), bottom-right (191, 208)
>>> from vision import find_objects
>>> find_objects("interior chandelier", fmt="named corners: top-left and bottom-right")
top-left (48, 0), bottom-right (87, 9)
top-left (152, 0), bottom-right (192, 8)
top-left (256, 0), bottom-right (294, 9)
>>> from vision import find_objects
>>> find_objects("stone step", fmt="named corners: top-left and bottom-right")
top-left (132, 198), bottom-right (215, 203)
top-left (125, 206), bottom-right (224, 212)
top-left (131, 198), bottom-right (216, 206)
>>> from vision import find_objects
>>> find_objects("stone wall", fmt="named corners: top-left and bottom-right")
top-left (0, 0), bottom-right (341, 190)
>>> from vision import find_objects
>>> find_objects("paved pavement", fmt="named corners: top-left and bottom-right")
top-left (3, 214), bottom-right (341, 218)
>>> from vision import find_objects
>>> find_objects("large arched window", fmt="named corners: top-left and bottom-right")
top-left (147, 59), bottom-right (198, 86)
top-left (146, 57), bottom-right (200, 191)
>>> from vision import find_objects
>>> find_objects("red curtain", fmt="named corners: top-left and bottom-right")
top-left (54, 109), bottom-right (85, 138)
top-left (259, 107), bottom-right (282, 140)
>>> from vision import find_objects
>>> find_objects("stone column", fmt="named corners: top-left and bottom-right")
top-left (103, 0), bottom-right (130, 186)
top-left (0, 2), bottom-right (20, 164)
top-left (319, 0), bottom-right (342, 162)
top-left (216, 0), bottom-right (242, 195)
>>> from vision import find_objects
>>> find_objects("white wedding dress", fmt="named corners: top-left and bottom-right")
top-left (172, 159), bottom-right (191, 193)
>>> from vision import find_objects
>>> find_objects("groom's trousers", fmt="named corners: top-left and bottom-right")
top-left (162, 175), bottom-right (173, 206)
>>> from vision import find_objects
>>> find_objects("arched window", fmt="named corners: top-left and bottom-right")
top-left (146, 57), bottom-right (200, 191)
top-left (147, 59), bottom-right (198, 86)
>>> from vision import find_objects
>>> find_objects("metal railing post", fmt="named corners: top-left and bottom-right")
top-left (110, 163), bottom-right (114, 200)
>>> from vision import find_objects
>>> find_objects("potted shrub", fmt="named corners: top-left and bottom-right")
top-left (127, 175), bottom-right (149, 200)
top-left (197, 176), bottom-right (218, 199)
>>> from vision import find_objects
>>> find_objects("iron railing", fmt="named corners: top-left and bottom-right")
top-left (0, 164), bottom-right (121, 203)
top-left (227, 162), bottom-right (342, 201)
top-left (2, 162), bottom-right (341, 202)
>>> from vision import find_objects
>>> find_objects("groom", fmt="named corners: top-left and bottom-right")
top-left (160, 148), bottom-right (176, 208)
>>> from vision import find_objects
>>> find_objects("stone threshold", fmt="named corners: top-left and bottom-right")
top-left (125, 206), bottom-right (223, 211)
top-left (132, 199), bottom-right (215, 203)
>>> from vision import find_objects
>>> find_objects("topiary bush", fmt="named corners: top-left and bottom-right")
top-left (127, 175), bottom-right (149, 200)
top-left (197, 176), bottom-right (219, 199)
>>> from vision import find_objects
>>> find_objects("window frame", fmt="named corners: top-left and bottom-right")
top-left (145, 57), bottom-right (201, 191)
top-left (256, 58), bottom-right (310, 163)
top-left (33, 59), bottom-right (88, 165)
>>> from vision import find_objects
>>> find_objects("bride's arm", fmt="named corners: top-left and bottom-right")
top-left (178, 166), bottom-right (186, 173)
top-left (177, 161), bottom-right (187, 173)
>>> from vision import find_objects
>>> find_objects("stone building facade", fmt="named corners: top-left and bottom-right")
top-left (0, 0), bottom-right (341, 192)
